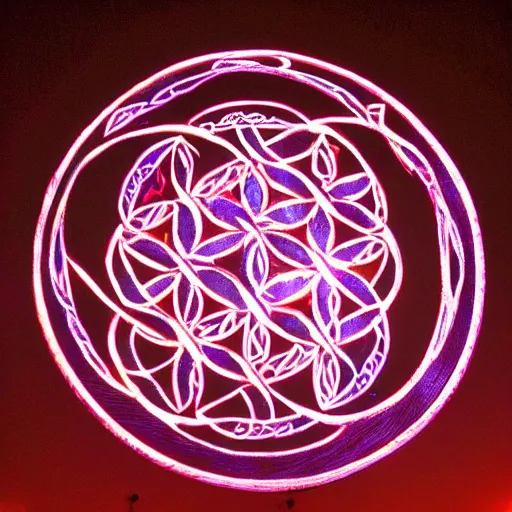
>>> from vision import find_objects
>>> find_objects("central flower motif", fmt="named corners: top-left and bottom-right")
top-left (105, 104), bottom-right (401, 440)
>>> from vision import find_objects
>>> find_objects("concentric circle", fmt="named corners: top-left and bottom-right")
top-left (33, 50), bottom-right (485, 490)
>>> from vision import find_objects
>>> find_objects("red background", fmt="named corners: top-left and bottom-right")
top-left (2, 2), bottom-right (511, 511)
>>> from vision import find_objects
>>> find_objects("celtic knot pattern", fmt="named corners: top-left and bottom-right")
top-left (37, 50), bottom-right (484, 490)
top-left (101, 101), bottom-right (402, 442)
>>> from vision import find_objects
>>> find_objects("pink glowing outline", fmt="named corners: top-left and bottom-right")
top-left (33, 50), bottom-right (485, 491)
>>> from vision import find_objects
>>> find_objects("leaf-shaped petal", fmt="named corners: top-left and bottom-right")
top-left (241, 169), bottom-right (268, 215)
top-left (196, 267), bottom-right (246, 309)
top-left (237, 126), bottom-right (274, 160)
top-left (150, 70), bottom-right (217, 105)
top-left (264, 164), bottom-right (313, 198)
top-left (174, 275), bottom-right (204, 327)
top-left (171, 349), bottom-right (199, 412)
top-left (195, 309), bottom-right (246, 342)
top-left (193, 162), bottom-right (244, 198)
top-left (105, 102), bottom-right (148, 136)
top-left (144, 274), bottom-right (176, 301)
top-left (330, 237), bottom-right (385, 265)
top-left (313, 351), bottom-right (341, 410)
top-left (330, 267), bottom-right (378, 307)
top-left (262, 270), bottom-right (315, 305)
top-left (312, 278), bottom-right (342, 342)
top-left (263, 199), bottom-right (314, 229)
top-left (328, 173), bottom-right (371, 201)
top-left (307, 206), bottom-right (335, 253)
top-left (200, 343), bottom-right (248, 381)
top-left (200, 197), bottom-right (254, 231)
top-left (333, 200), bottom-right (378, 231)
top-left (192, 232), bottom-right (245, 261)
top-left (339, 306), bottom-right (382, 344)
top-left (265, 231), bottom-right (313, 268)
top-left (243, 321), bottom-right (271, 364)
top-left (270, 308), bottom-right (315, 343)
top-left (241, 238), bottom-right (270, 292)
top-left (312, 137), bottom-right (338, 184)
top-left (123, 233), bottom-right (177, 271)
top-left (129, 306), bottom-right (178, 341)
top-left (111, 239), bottom-right (177, 309)
top-left (172, 202), bottom-right (201, 254)
top-left (170, 140), bottom-right (196, 193)
top-left (109, 247), bottom-right (147, 306)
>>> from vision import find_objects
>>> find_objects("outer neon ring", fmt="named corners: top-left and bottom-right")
top-left (33, 49), bottom-right (485, 491)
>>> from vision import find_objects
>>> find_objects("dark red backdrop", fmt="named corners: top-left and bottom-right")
top-left (2, 2), bottom-right (510, 511)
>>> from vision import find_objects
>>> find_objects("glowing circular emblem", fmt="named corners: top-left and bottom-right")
top-left (34, 50), bottom-right (484, 490)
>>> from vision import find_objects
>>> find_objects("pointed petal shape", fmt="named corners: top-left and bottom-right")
top-left (268, 129), bottom-right (317, 160)
top-left (314, 351), bottom-right (341, 410)
top-left (328, 173), bottom-right (372, 201)
top-left (201, 197), bottom-right (254, 231)
top-left (241, 168), bottom-right (269, 215)
top-left (193, 232), bottom-right (245, 261)
top-left (129, 201), bottom-right (174, 232)
top-left (200, 343), bottom-right (248, 381)
top-left (124, 234), bottom-right (177, 271)
top-left (172, 349), bottom-right (199, 412)
top-left (170, 140), bottom-right (196, 193)
top-left (241, 239), bottom-right (269, 292)
top-left (264, 164), bottom-right (313, 198)
top-left (330, 267), bottom-right (378, 307)
top-left (263, 199), bottom-right (314, 228)
top-left (145, 274), bottom-right (176, 300)
top-left (265, 231), bottom-right (313, 267)
top-left (312, 278), bottom-right (342, 342)
top-left (262, 270), bottom-right (315, 305)
top-left (105, 102), bottom-right (148, 136)
top-left (307, 206), bottom-right (335, 253)
top-left (196, 267), bottom-right (247, 309)
top-left (174, 275), bottom-right (204, 327)
top-left (339, 306), bottom-right (382, 344)
top-left (333, 200), bottom-right (378, 231)
top-left (270, 308), bottom-right (316, 343)
top-left (330, 237), bottom-right (384, 265)
top-left (312, 136), bottom-right (337, 184)
top-left (172, 202), bottom-right (200, 254)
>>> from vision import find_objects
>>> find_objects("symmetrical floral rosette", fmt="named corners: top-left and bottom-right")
top-left (35, 50), bottom-right (484, 491)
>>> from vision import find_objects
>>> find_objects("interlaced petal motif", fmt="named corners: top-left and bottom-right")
top-left (100, 99), bottom-right (405, 439)
top-left (38, 51), bottom-right (483, 491)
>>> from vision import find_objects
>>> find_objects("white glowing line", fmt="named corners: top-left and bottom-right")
top-left (33, 49), bottom-right (484, 491)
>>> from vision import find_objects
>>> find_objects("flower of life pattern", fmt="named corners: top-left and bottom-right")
top-left (34, 50), bottom-right (484, 490)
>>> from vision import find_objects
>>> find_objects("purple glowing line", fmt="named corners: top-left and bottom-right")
top-left (33, 50), bottom-right (484, 491)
